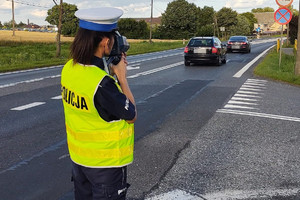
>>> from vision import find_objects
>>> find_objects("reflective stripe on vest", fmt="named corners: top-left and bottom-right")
top-left (61, 59), bottom-right (134, 167)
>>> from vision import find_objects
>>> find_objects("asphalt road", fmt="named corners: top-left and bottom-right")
top-left (0, 38), bottom-right (299, 200)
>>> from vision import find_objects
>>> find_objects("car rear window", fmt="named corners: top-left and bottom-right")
top-left (188, 39), bottom-right (213, 47)
top-left (229, 37), bottom-right (246, 41)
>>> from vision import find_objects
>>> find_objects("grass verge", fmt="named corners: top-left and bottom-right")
top-left (254, 48), bottom-right (300, 86)
top-left (0, 40), bottom-right (185, 73)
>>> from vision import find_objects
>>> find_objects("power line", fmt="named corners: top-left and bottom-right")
top-left (6, 0), bottom-right (51, 9)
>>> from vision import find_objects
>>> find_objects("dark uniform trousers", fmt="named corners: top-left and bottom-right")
top-left (72, 162), bottom-right (130, 200)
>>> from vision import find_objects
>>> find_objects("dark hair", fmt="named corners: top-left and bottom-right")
top-left (70, 28), bottom-right (115, 65)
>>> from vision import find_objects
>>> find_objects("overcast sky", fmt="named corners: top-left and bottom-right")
top-left (1, 0), bottom-right (299, 26)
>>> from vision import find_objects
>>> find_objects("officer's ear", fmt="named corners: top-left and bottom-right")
top-left (98, 37), bottom-right (109, 51)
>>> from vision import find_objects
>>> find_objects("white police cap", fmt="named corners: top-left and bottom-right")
top-left (75, 7), bottom-right (123, 32)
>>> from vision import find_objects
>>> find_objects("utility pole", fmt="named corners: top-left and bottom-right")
top-left (12, 0), bottom-right (15, 36)
top-left (214, 15), bottom-right (219, 38)
top-left (149, 0), bottom-right (153, 43)
top-left (295, 1), bottom-right (300, 75)
top-left (56, 0), bottom-right (63, 57)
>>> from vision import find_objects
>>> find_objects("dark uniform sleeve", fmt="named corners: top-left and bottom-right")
top-left (94, 76), bottom-right (136, 122)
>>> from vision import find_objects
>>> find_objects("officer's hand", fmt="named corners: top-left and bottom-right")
top-left (111, 54), bottom-right (127, 81)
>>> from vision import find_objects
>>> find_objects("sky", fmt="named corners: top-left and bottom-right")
top-left (0, 0), bottom-right (299, 26)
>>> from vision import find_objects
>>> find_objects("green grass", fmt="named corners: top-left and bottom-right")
top-left (0, 41), bottom-right (185, 73)
top-left (0, 41), bottom-right (71, 72)
top-left (254, 48), bottom-right (300, 86)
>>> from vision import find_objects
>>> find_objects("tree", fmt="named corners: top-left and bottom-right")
top-left (263, 7), bottom-right (274, 12)
top-left (197, 6), bottom-right (215, 36)
top-left (118, 19), bottom-right (149, 39)
top-left (289, 15), bottom-right (298, 44)
top-left (240, 12), bottom-right (257, 33)
top-left (136, 20), bottom-right (149, 39)
top-left (252, 7), bottom-right (274, 13)
top-left (233, 15), bottom-right (251, 35)
top-left (197, 24), bottom-right (214, 36)
top-left (160, 0), bottom-right (199, 39)
top-left (46, 2), bottom-right (78, 36)
top-left (198, 6), bottom-right (215, 27)
top-left (252, 8), bottom-right (264, 13)
top-left (216, 7), bottom-right (238, 37)
top-left (4, 20), bottom-right (14, 29)
top-left (17, 21), bottom-right (26, 28)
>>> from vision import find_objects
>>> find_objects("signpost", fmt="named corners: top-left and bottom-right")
top-left (276, 0), bottom-right (293, 7)
top-left (274, 7), bottom-right (292, 25)
top-left (274, 1), bottom-right (293, 68)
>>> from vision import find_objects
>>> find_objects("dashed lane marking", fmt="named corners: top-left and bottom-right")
top-left (51, 95), bottom-right (62, 100)
top-left (11, 102), bottom-right (46, 111)
top-left (127, 61), bottom-right (183, 78)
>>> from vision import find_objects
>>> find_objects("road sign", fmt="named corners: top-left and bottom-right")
top-left (274, 7), bottom-right (292, 25)
top-left (275, 0), bottom-right (293, 7)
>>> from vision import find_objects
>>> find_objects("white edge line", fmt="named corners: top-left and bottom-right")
top-left (233, 45), bottom-right (275, 78)
top-left (0, 65), bottom-right (63, 76)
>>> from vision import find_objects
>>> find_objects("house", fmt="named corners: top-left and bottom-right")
top-left (253, 12), bottom-right (287, 34)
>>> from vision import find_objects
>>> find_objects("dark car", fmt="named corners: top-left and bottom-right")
top-left (227, 36), bottom-right (251, 53)
top-left (184, 36), bottom-right (227, 66)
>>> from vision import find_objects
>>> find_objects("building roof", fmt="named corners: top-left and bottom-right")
top-left (253, 12), bottom-right (275, 26)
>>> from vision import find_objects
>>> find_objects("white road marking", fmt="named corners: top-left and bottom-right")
top-left (58, 154), bottom-right (69, 160)
top-left (224, 104), bottom-right (258, 110)
top-left (0, 74), bottom-right (61, 89)
top-left (231, 97), bottom-right (258, 102)
top-left (244, 82), bottom-right (267, 87)
top-left (127, 64), bottom-right (140, 70)
top-left (240, 86), bottom-right (263, 91)
top-left (241, 84), bottom-right (266, 89)
top-left (51, 95), bottom-right (62, 100)
top-left (146, 189), bottom-right (203, 200)
top-left (233, 45), bottom-right (275, 78)
top-left (147, 187), bottom-right (300, 200)
top-left (237, 90), bottom-right (261, 95)
top-left (0, 140), bottom-right (66, 175)
top-left (0, 65), bottom-right (62, 76)
top-left (127, 61), bottom-right (183, 78)
top-left (11, 102), bottom-right (46, 111)
top-left (204, 188), bottom-right (299, 199)
top-left (217, 109), bottom-right (300, 122)
top-left (1, 51), bottom-right (181, 89)
top-left (224, 79), bottom-right (265, 110)
top-left (228, 100), bottom-right (258, 105)
top-left (247, 78), bottom-right (268, 83)
top-left (129, 52), bottom-right (182, 64)
top-left (234, 93), bottom-right (262, 98)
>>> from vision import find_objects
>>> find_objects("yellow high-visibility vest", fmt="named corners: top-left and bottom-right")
top-left (61, 59), bottom-right (134, 168)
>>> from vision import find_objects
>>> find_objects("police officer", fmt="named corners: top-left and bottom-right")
top-left (61, 7), bottom-right (137, 200)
